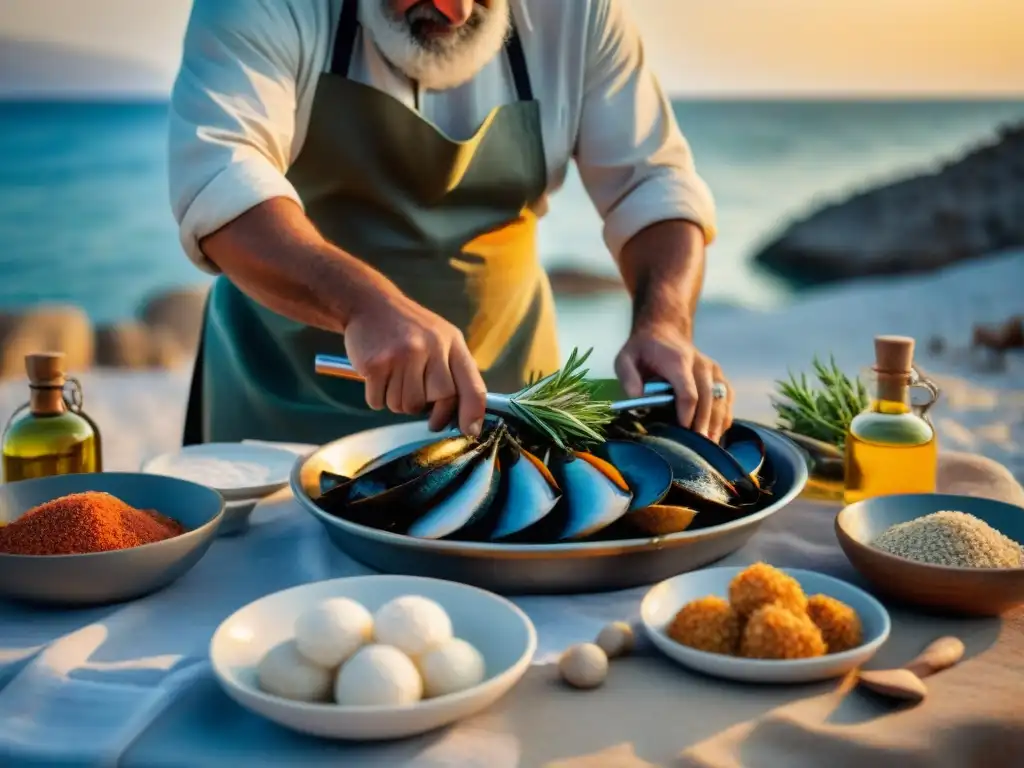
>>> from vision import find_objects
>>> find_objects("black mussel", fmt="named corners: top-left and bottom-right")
top-left (323, 433), bottom-right (478, 507)
top-left (720, 423), bottom-right (766, 483)
top-left (544, 450), bottom-right (633, 541)
top-left (318, 428), bottom-right (499, 524)
top-left (623, 431), bottom-right (740, 514)
top-left (592, 440), bottom-right (673, 512)
top-left (406, 429), bottom-right (503, 540)
top-left (644, 423), bottom-right (760, 503)
top-left (319, 470), bottom-right (350, 494)
top-left (352, 437), bottom-right (441, 477)
top-left (484, 440), bottom-right (561, 541)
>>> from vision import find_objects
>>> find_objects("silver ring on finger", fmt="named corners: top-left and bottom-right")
top-left (711, 381), bottom-right (728, 400)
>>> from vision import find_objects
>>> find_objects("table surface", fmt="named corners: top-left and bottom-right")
top-left (1, 448), bottom-right (1022, 768)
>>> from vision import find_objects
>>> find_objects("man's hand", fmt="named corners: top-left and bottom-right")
top-left (201, 199), bottom-right (488, 438)
top-left (344, 289), bottom-right (487, 437)
top-left (615, 320), bottom-right (734, 443)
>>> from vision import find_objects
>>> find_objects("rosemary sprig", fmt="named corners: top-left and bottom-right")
top-left (771, 355), bottom-right (869, 449)
top-left (508, 347), bottom-right (614, 450)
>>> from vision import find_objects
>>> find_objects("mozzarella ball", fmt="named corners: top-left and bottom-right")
top-left (294, 598), bottom-right (373, 668)
top-left (257, 640), bottom-right (333, 702)
top-left (373, 595), bottom-right (453, 658)
top-left (558, 643), bottom-right (608, 690)
top-left (334, 644), bottom-right (423, 706)
top-left (418, 639), bottom-right (486, 698)
top-left (595, 621), bottom-right (635, 659)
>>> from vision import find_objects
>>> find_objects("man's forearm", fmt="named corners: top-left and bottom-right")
top-left (200, 197), bottom-right (395, 334)
top-left (617, 219), bottom-right (706, 339)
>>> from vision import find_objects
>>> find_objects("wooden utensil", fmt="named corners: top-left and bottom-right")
top-left (857, 636), bottom-right (965, 703)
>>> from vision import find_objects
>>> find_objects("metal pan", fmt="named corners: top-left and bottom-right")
top-left (289, 420), bottom-right (809, 595)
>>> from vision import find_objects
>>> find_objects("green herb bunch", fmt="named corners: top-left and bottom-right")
top-left (510, 347), bottom-right (614, 450)
top-left (772, 355), bottom-right (869, 449)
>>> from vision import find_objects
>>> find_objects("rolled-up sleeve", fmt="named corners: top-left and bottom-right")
top-left (574, 0), bottom-right (717, 260)
top-left (168, 0), bottom-right (303, 272)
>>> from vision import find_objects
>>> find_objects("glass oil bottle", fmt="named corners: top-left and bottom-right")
top-left (843, 335), bottom-right (939, 504)
top-left (1, 352), bottom-right (102, 483)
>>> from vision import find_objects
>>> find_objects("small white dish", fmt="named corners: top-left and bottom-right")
top-left (218, 498), bottom-right (259, 537)
top-left (209, 575), bottom-right (536, 740)
top-left (142, 443), bottom-right (297, 502)
top-left (641, 566), bottom-right (891, 684)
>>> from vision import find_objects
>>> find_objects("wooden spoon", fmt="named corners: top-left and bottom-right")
top-left (857, 636), bottom-right (965, 703)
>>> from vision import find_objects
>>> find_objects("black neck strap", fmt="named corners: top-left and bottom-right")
top-left (329, 1), bottom-right (534, 102)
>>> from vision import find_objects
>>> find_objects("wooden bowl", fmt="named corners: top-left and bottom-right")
top-left (835, 493), bottom-right (1024, 616)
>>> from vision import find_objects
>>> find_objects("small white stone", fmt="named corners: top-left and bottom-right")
top-left (373, 595), bottom-right (453, 658)
top-left (257, 640), bottom-right (334, 702)
top-left (558, 643), bottom-right (608, 690)
top-left (418, 638), bottom-right (486, 698)
top-left (595, 622), bottom-right (635, 659)
top-left (334, 644), bottom-right (424, 706)
top-left (294, 598), bottom-right (374, 668)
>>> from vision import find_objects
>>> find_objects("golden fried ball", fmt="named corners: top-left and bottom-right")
top-left (806, 594), bottom-right (863, 654)
top-left (739, 603), bottom-right (826, 660)
top-left (728, 562), bottom-right (808, 619)
top-left (667, 596), bottom-right (743, 656)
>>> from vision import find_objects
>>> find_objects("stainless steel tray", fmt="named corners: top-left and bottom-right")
top-left (289, 420), bottom-right (809, 595)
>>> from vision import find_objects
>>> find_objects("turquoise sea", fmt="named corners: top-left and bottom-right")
top-left (1, 99), bottom-right (1023, 324)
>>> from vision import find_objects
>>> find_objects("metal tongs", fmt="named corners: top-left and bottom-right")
top-left (313, 354), bottom-right (675, 415)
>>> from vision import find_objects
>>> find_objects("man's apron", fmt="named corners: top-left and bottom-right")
top-left (182, 0), bottom-right (559, 446)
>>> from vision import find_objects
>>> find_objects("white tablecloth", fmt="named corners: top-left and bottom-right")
top-left (1, 444), bottom-right (1018, 767)
top-left (0, 443), bottom-right (684, 766)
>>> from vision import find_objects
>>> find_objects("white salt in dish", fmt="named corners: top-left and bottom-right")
top-left (142, 443), bottom-right (298, 501)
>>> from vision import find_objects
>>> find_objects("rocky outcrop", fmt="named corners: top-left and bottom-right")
top-left (0, 305), bottom-right (94, 378)
top-left (139, 286), bottom-right (208, 356)
top-left (95, 322), bottom-right (186, 369)
top-left (546, 267), bottom-right (624, 296)
top-left (0, 285), bottom-right (209, 379)
top-left (754, 123), bottom-right (1024, 284)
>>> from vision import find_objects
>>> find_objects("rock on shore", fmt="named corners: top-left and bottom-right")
top-left (0, 269), bottom-right (631, 380)
top-left (753, 123), bottom-right (1024, 284)
top-left (0, 286), bottom-right (208, 379)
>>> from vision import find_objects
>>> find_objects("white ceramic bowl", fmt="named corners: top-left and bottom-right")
top-left (142, 442), bottom-right (297, 502)
top-left (209, 575), bottom-right (537, 740)
top-left (641, 566), bottom-right (891, 684)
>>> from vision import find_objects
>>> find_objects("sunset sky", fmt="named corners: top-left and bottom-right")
top-left (2, 0), bottom-right (1023, 97)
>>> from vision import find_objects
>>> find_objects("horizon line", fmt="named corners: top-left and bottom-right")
top-left (2, 92), bottom-right (1024, 105)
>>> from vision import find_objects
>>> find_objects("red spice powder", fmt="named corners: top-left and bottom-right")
top-left (0, 491), bottom-right (185, 556)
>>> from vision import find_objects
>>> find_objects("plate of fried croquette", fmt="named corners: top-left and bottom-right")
top-left (641, 563), bottom-right (891, 683)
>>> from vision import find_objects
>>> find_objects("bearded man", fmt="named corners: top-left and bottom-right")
top-left (169, 0), bottom-right (734, 446)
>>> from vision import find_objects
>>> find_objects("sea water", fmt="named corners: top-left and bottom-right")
top-left (2, 99), bottom-right (1023, 354)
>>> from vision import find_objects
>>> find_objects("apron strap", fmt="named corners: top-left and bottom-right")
top-left (329, 1), bottom-right (535, 102)
top-left (181, 291), bottom-right (211, 447)
top-left (504, 18), bottom-right (533, 102)
top-left (330, 0), bottom-right (362, 78)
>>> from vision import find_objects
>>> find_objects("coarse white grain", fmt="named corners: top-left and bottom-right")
top-left (871, 510), bottom-right (1024, 569)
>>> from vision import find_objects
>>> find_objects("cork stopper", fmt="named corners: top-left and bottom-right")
top-left (25, 352), bottom-right (66, 387)
top-left (874, 335), bottom-right (915, 374)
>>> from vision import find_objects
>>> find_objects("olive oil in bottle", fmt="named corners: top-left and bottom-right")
top-left (843, 335), bottom-right (938, 504)
top-left (2, 352), bottom-right (100, 483)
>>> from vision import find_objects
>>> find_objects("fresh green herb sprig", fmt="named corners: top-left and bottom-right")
top-left (509, 347), bottom-right (614, 450)
top-left (771, 355), bottom-right (869, 449)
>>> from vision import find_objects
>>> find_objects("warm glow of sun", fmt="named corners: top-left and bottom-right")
top-left (0, 0), bottom-right (1022, 96)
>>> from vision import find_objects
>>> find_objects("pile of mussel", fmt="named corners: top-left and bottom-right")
top-left (315, 408), bottom-right (779, 543)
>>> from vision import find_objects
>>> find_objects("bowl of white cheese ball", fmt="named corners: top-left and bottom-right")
top-left (209, 574), bottom-right (537, 740)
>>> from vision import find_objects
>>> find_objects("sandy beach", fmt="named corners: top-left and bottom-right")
top-left (1, 249), bottom-right (1021, 481)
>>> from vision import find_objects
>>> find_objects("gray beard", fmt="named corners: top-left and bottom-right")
top-left (361, 0), bottom-right (511, 91)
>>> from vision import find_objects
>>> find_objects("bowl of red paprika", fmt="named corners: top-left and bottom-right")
top-left (0, 472), bottom-right (224, 606)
